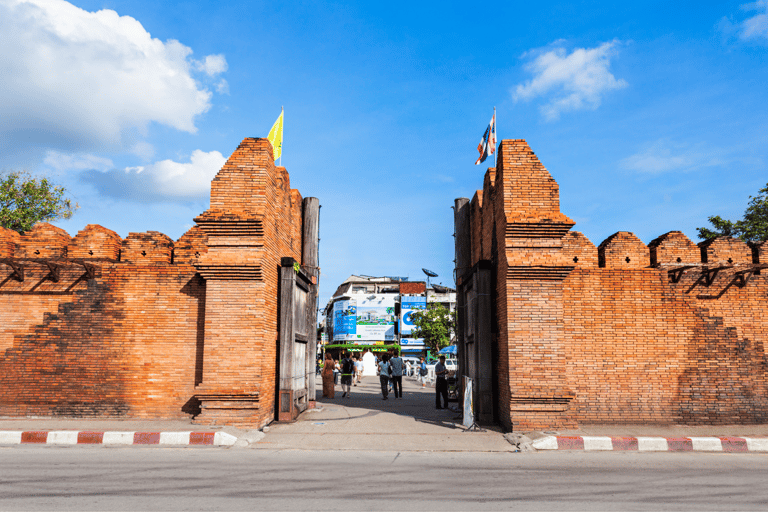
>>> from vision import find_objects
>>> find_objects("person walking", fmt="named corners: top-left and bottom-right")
top-left (389, 352), bottom-right (404, 399)
top-left (377, 353), bottom-right (391, 400)
top-left (418, 357), bottom-right (428, 387)
top-left (435, 355), bottom-right (449, 409)
top-left (333, 359), bottom-right (340, 385)
top-left (340, 352), bottom-right (354, 398)
top-left (354, 356), bottom-right (363, 385)
top-left (321, 353), bottom-right (335, 399)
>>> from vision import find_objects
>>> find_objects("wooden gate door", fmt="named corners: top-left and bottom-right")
top-left (277, 256), bottom-right (316, 421)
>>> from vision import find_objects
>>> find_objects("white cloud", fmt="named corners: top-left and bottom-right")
top-left (195, 54), bottom-right (228, 76)
top-left (0, 0), bottom-right (226, 155)
top-left (721, 1), bottom-right (768, 41)
top-left (130, 141), bottom-right (156, 161)
top-left (43, 150), bottom-right (114, 172)
top-left (513, 40), bottom-right (628, 121)
top-left (216, 79), bottom-right (230, 95)
top-left (79, 149), bottom-right (227, 201)
top-left (620, 140), bottom-right (726, 174)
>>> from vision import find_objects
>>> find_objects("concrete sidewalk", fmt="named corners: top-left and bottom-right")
top-left (253, 374), bottom-right (512, 452)
top-left (1, 374), bottom-right (767, 451)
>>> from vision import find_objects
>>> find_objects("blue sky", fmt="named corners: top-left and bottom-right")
top-left (1, 0), bottom-right (767, 308)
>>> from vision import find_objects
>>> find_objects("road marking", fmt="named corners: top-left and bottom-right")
top-left (690, 437), bottom-right (723, 451)
top-left (159, 432), bottom-right (192, 445)
top-left (745, 438), bottom-right (768, 452)
top-left (0, 431), bottom-right (22, 444)
top-left (47, 431), bottom-right (79, 445)
top-left (102, 432), bottom-right (135, 445)
top-left (637, 437), bottom-right (668, 451)
top-left (583, 436), bottom-right (613, 451)
top-left (531, 436), bottom-right (558, 450)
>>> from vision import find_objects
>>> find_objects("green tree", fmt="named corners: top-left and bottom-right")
top-left (409, 302), bottom-right (456, 355)
top-left (697, 183), bottom-right (768, 242)
top-left (0, 171), bottom-right (77, 233)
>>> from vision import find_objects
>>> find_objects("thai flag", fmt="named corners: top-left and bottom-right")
top-left (474, 112), bottom-right (497, 165)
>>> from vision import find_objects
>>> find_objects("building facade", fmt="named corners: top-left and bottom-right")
top-left (323, 275), bottom-right (456, 357)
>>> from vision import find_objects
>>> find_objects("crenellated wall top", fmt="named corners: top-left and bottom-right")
top-left (0, 222), bottom-right (206, 266)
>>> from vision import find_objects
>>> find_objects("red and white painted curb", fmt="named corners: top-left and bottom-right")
top-left (0, 431), bottom-right (237, 446)
top-left (532, 435), bottom-right (768, 452)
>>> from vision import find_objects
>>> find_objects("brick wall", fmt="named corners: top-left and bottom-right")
top-left (0, 235), bottom-right (203, 419)
top-left (0, 138), bottom-right (309, 427)
top-left (399, 282), bottom-right (426, 295)
top-left (463, 139), bottom-right (768, 430)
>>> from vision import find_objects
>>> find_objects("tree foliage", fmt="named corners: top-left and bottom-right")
top-left (697, 183), bottom-right (768, 242)
top-left (0, 171), bottom-right (77, 233)
top-left (409, 302), bottom-right (456, 355)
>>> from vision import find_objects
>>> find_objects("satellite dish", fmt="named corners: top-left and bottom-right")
top-left (422, 268), bottom-right (438, 278)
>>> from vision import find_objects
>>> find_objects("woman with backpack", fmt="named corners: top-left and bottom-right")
top-left (377, 353), bottom-right (391, 400)
top-left (340, 352), bottom-right (354, 398)
top-left (418, 357), bottom-right (428, 388)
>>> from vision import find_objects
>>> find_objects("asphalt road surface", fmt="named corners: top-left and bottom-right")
top-left (1, 448), bottom-right (767, 511)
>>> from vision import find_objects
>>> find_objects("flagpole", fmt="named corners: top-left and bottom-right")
top-left (280, 105), bottom-right (283, 167)
top-left (494, 106), bottom-right (497, 168)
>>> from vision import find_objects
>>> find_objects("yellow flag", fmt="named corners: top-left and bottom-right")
top-left (267, 108), bottom-right (283, 162)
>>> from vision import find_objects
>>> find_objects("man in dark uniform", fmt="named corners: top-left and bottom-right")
top-left (435, 355), bottom-right (448, 409)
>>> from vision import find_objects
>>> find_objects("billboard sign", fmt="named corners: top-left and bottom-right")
top-left (332, 299), bottom-right (357, 341)
top-left (355, 294), bottom-right (396, 341)
top-left (400, 296), bottom-right (426, 336)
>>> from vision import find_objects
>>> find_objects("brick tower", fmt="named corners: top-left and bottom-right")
top-left (192, 138), bottom-right (303, 427)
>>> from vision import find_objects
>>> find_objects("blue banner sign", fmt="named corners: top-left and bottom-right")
top-left (400, 296), bottom-right (426, 336)
top-left (333, 299), bottom-right (357, 341)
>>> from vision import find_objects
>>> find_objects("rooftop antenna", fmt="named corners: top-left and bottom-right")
top-left (422, 268), bottom-right (438, 287)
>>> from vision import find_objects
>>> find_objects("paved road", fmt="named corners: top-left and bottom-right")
top-left (2, 375), bottom-right (767, 511)
top-left (1, 448), bottom-right (767, 511)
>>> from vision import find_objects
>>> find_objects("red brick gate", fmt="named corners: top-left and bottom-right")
top-left (454, 139), bottom-right (768, 431)
top-left (0, 138), bottom-right (319, 429)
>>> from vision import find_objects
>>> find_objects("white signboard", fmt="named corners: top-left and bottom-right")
top-left (354, 294), bottom-right (396, 341)
top-left (400, 337), bottom-right (425, 349)
top-left (463, 377), bottom-right (474, 429)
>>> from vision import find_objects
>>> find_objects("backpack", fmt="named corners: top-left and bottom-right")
top-left (342, 358), bottom-right (354, 374)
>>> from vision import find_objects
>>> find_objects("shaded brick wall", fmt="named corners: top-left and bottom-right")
top-left (0, 138), bottom-right (308, 427)
top-left (0, 229), bottom-right (203, 419)
top-left (465, 139), bottom-right (768, 430)
top-left (563, 255), bottom-right (768, 425)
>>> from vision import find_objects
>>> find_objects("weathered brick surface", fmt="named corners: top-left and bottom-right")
top-left (648, 231), bottom-right (700, 266)
top-left (0, 263), bottom-right (202, 418)
top-left (16, 223), bottom-right (71, 259)
top-left (122, 232), bottom-right (173, 264)
top-left (564, 267), bottom-right (768, 425)
top-left (193, 139), bottom-right (303, 428)
top-left (562, 231), bottom-right (598, 268)
top-left (750, 240), bottom-right (766, 263)
top-left (465, 139), bottom-right (768, 430)
top-left (699, 236), bottom-right (752, 264)
top-left (0, 226), bottom-right (20, 258)
top-left (174, 226), bottom-right (208, 265)
top-left (598, 231), bottom-right (649, 269)
top-left (67, 224), bottom-right (121, 261)
top-left (0, 138), bottom-right (308, 427)
top-left (400, 282), bottom-right (426, 294)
